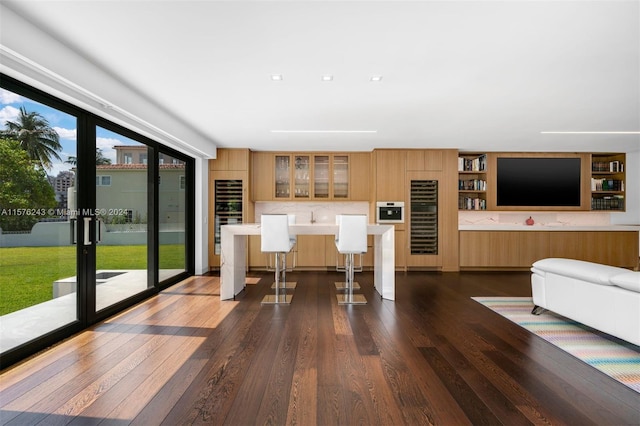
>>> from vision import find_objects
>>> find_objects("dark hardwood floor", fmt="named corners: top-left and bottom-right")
top-left (1, 271), bottom-right (639, 425)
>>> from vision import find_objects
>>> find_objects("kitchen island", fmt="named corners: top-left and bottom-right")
top-left (220, 223), bottom-right (395, 300)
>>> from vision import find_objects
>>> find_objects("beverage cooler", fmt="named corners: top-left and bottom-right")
top-left (214, 180), bottom-right (243, 255)
top-left (410, 180), bottom-right (438, 255)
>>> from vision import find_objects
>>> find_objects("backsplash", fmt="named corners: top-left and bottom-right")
top-left (458, 211), bottom-right (612, 226)
top-left (254, 202), bottom-right (370, 224)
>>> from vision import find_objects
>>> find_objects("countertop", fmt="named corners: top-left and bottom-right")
top-left (458, 225), bottom-right (640, 231)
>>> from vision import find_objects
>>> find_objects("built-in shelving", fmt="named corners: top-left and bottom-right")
top-left (591, 153), bottom-right (625, 211)
top-left (458, 153), bottom-right (487, 210)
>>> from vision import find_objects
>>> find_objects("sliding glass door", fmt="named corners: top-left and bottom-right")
top-left (0, 86), bottom-right (80, 354)
top-left (1, 75), bottom-right (194, 368)
top-left (94, 127), bottom-right (152, 312)
top-left (158, 152), bottom-right (188, 282)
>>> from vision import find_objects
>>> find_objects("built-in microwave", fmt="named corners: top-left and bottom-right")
top-left (376, 201), bottom-right (404, 223)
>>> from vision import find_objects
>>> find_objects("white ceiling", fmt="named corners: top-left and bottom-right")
top-left (2, 0), bottom-right (640, 154)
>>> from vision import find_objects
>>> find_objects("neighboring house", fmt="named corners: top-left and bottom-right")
top-left (114, 145), bottom-right (184, 167)
top-left (96, 163), bottom-right (186, 224)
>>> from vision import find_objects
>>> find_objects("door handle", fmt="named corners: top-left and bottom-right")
top-left (96, 218), bottom-right (103, 244)
top-left (83, 217), bottom-right (92, 245)
top-left (69, 218), bottom-right (77, 244)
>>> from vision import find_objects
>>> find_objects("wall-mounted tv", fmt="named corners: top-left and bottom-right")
top-left (496, 157), bottom-right (581, 207)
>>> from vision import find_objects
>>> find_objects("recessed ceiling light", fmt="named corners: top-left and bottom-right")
top-left (271, 130), bottom-right (377, 134)
top-left (541, 131), bottom-right (640, 134)
top-left (370, 75), bottom-right (383, 82)
top-left (271, 74), bottom-right (283, 81)
top-left (321, 75), bottom-right (333, 81)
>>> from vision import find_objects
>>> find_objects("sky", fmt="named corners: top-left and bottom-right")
top-left (0, 88), bottom-right (140, 177)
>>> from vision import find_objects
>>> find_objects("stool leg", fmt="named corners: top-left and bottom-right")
top-left (275, 252), bottom-right (281, 300)
top-left (337, 252), bottom-right (366, 305)
top-left (281, 252), bottom-right (286, 285)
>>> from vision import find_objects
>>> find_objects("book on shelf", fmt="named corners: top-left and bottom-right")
top-left (591, 178), bottom-right (624, 191)
top-left (458, 179), bottom-right (487, 191)
top-left (458, 154), bottom-right (487, 172)
top-left (591, 195), bottom-right (625, 211)
top-left (458, 195), bottom-right (486, 210)
top-left (592, 160), bottom-right (624, 173)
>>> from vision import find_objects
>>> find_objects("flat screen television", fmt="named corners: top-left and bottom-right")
top-left (496, 158), bottom-right (581, 207)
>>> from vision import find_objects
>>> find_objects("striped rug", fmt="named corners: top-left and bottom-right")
top-left (472, 297), bottom-right (640, 394)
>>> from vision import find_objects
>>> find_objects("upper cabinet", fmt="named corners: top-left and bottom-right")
top-left (591, 153), bottom-right (625, 211)
top-left (275, 154), bottom-right (313, 199)
top-left (253, 152), bottom-right (365, 201)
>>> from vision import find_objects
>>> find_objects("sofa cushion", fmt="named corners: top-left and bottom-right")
top-left (610, 272), bottom-right (640, 293)
top-left (531, 258), bottom-right (629, 286)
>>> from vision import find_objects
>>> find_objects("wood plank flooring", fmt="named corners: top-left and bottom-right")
top-left (1, 271), bottom-right (639, 425)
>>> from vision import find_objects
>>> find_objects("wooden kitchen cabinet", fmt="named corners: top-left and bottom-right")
top-left (459, 231), bottom-right (520, 267)
top-left (252, 152), bottom-right (367, 201)
top-left (460, 230), bottom-right (638, 269)
top-left (251, 151), bottom-right (273, 201)
top-left (349, 152), bottom-right (371, 201)
top-left (295, 235), bottom-right (326, 267)
top-left (375, 150), bottom-right (406, 201)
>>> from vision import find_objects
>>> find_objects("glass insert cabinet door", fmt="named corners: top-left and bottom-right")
top-left (313, 155), bottom-right (330, 198)
top-left (293, 155), bottom-right (310, 198)
top-left (275, 155), bottom-right (290, 198)
top-left (333, 155), bottom-right (349, 199)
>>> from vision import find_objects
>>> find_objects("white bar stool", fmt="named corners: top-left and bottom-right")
top-left (266, 214), bottom-right (297, 273)
top-left (261, 214), bottom-right (296, 304)
top-left (335, 214), bottom-right (367, 305)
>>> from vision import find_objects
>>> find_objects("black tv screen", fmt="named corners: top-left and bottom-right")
top-left (496, 158), bottom-right (581, 207)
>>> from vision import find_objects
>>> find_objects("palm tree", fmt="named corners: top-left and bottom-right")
top-left (2, 106), bottom-right (62, 169)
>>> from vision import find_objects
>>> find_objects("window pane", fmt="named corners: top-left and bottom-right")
top-left (159, 153), bottom-right (187, 280)
top-left (0, 87), bottom-right (78, 351)
top-left (95, 127), bottom-right (149, 311)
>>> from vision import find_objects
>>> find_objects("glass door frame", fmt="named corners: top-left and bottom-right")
top-left (0, 74), bottom-right (195, 368)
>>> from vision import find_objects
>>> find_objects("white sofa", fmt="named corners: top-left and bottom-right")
top-left (531, 258), bottom-right (640, 347)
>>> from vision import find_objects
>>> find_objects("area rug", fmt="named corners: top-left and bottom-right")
top-left (472, 297), bottom-right (640, 394)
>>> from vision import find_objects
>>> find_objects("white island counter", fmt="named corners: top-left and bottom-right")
top-left (220, 223), bottom-right (396, 301)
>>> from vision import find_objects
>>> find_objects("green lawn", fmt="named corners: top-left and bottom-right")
top-left (0, 245), bottom-right (185, 315)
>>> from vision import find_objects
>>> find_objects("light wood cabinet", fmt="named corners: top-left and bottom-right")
top-left (548, 231), bottom-right (637, 266)
top-left (312, 154), bottom-right (349, 200)
top-left (251, 152), bottom-right (363, 201)
top-left (460, 230), bottom-right (638, 269)
top-left (251, 151), bottom-right (273, 201)
top-left (296, 235), bottom-right (326, 267)
top-left (406, 150), bottom-right (443, 171)
top-left (274, 154), bottom-right (314, 200)
top-left (349, 152), bottom-right (371, 201)
top-left (459, 231), bottom-right (520, 267)
top-left (375, 150), bottom-right (406, 201)
top-left (209, 148), bottom-right (250, 171)
top-left (518, 232), bottom-right (550, 266)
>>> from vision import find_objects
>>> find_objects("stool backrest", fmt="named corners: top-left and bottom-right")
top-left (261, 214), bottom-right (292, 253)
top-left (336, 214), bottom-right (368, 253)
